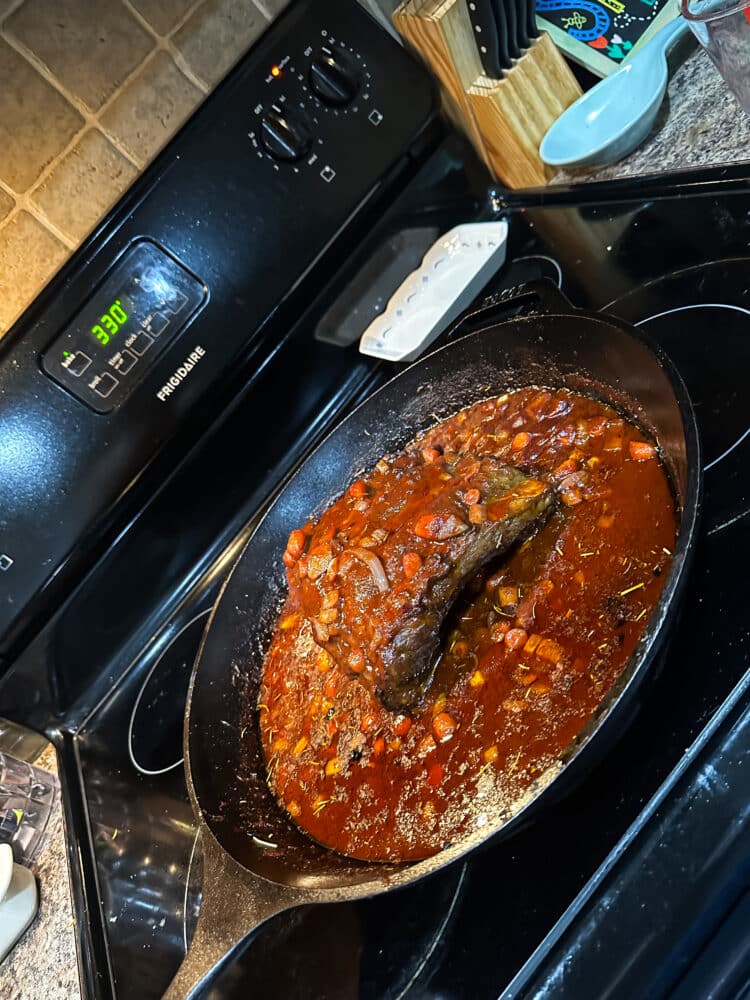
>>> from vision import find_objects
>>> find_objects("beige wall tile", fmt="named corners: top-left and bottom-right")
top-left (31, 130), bottom-right (138, 243)
top-left (172, 0), bottom-right (268, 88)
top-left (0, 40), bottom-right (83, 193)
top-left (127, 0), bottom-right (196, 35)
top-left (101, 52), bottom-right (203, 166)
top-left (0, 212), bottom-right (68, 333)
top-left (0, 189), bottom-right (14, 224)
top-left (6, 0), bottom-right (155, 112)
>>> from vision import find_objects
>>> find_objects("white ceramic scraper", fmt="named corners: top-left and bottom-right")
top-left (359, 220), bottom-right (509, 363)
top-left (0, 843), bottom-right (39, 961)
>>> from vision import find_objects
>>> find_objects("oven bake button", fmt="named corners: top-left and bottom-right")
top-left (112, 349), bottom-right (137, 375)
top-left (93, 372), bottom-right (119, 398)
top-left (63, 351), bottom-right (92, 377)
top-left (130, 331), bottom-right (153, 356)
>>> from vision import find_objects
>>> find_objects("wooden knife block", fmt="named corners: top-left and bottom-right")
top-left (393, 0), bottom-right (582, 188)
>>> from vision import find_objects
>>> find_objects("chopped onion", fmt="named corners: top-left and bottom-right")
top-left (347, 547), bottom-right (390, 592)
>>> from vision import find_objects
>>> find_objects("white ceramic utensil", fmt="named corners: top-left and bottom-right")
top-left (540, 15), bottom-right (690, 169)
top-left (0, 843), bottom-right (39, 961)
top-left (359, 221), bottom-right (509, 362)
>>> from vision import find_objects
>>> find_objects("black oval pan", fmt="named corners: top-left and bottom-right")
top-left (164, 283), bottom-right (701, 998)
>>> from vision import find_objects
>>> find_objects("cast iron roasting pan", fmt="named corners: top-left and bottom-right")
top-left (165, 281), bottom-right (702, 998)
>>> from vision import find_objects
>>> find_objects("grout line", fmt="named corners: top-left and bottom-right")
top-left (122, 0), bottom-right (212, 94)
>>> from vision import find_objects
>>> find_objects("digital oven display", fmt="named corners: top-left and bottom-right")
top-left (41, 241), bottom-right (206, 414)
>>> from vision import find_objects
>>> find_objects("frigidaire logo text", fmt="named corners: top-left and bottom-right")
top-left (156, 345), bottom-right (206, 401)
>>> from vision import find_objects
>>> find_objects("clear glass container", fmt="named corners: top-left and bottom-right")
top-left (682, 0), bottom-right (750, 113)
top-left (0, 752), bottom-right (59, 866)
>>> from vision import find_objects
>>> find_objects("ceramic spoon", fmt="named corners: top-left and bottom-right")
top-left (540, 15), bottom-right (690, 169)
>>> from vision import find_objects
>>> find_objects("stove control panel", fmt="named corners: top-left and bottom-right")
top-left (41, 242), bottom-right (206, 413)
top-left (250, 34), bottom-right (381, 176)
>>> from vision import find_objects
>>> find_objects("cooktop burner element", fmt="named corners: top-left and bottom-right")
top-left (128, 612), bottom-right (209, 776)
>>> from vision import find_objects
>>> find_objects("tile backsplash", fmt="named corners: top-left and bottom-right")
top-left (0, 0), bottom-right (291, 337)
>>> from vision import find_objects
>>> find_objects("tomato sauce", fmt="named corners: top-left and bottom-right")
top-left (256, 388), bottom-right (678, 861)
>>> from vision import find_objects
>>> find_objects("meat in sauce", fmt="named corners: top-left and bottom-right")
top-left (287, 452), bottom-right (554, 711)
top-left (257, 387), bottom-right (677, 861)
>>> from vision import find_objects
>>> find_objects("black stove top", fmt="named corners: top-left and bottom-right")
top-left (7, 169), bottom-right (750, 997)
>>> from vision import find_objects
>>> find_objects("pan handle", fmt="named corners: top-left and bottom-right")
top-left (447, 278), bottom-right (574, 341)
top-left (163, 832), bottom-right (297, 999)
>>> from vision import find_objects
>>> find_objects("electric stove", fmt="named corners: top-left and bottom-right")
top-left (3, 25), bottom-right (750, 998)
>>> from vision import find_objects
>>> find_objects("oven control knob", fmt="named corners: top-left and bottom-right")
top-left (309, 48), bottom-right (360, 107)
top-left (260, 106), bottom-right (312, 162)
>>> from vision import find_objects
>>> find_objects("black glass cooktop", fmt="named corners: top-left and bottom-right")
top-left (9, 179), bottom-right (750, 999)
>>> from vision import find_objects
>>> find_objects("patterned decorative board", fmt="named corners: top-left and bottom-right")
top-left (536, 0), bottom-right (679, 76)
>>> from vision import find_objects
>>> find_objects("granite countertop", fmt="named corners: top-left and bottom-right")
top-left (1, 744), bottom-right (80, 1000)
top-left (553, 45), bottom-right (750, 186)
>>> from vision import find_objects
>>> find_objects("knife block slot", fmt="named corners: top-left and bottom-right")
top-left (393, 1), bottom-right (582, 188)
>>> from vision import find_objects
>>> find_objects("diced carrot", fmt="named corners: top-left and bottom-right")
top-left (348, 479), bottom-right (369, 498)
top-left (413, 512), bottom-right (469, 540)
top-left (433, 711), bottom-right (457, 742)
top-left (271, 736), bottom-right (288, 752)
top-left (536, 638), bottom-right (563, 664)
top-left (394, 715), bottom-right (412, 737)
top-left (318, 607), bottom-right (338, 625)
top-left (468, 503), bottom-right (487, 524)
top-left (292, 736), bottom-right (308, 756)
top-left (287, 800), bottom-right (302, 818)
top-left (598, 513), bottom-right (616, 529)
top-left (498, 586), bottom-right (518, 607)
top-left (483, 744), bottom-right (499, 763)
top-left (422, 446), bottom-right (442, 463)
top-left (604, 435), bottom-right (623, 452)
top-left (469, 670), bottom-right (485, 688)
top-left (573, 570), bottom-right (586, 587)
top-left (629, 440), bottom-right (657, 461)
top-left (464, 488), bottom-right (481, 505)
top-left (372, 736), bottom-right (385, 759)
top-left (325, 757), bottom-right (342, 776)
top-left (524, 633), bottom-right (542, 654)
top-left (505, 627), bottom-right (528, 651)
top-left (286, 529), bottom-right (307, 559)
top-left (511, 431), bottom-right (532, 451)
top-left (279, 613), bottom-right (299, 630)
top-left (402, 551), bottom-right (423, 579)
top-left (427, 763), bottom-right (445, 787)
top-left (317, 650), bottom-right (332, 672)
